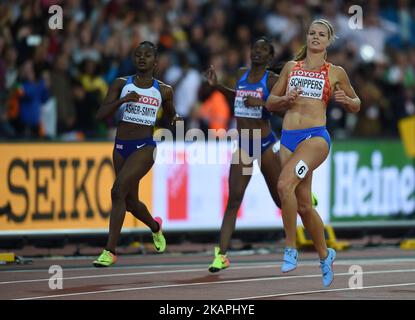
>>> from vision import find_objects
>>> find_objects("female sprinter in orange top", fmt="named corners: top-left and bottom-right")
top-left (265, 19), bottom-right (360, 287)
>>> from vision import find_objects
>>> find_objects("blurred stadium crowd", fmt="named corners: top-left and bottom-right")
top-left (0, 0), bottom-right (414, 141)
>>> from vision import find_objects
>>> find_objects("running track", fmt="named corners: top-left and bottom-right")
top-left (1, 246), bottom-right (415, 300)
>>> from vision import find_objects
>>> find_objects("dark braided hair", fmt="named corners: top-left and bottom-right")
top-left (137, 41), bottom-right (158, 57)
top-left (252, 36), bottom-right (281, 73)
top-left (252, 36), bottom-right (275, 57)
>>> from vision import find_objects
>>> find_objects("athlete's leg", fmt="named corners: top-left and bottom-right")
top-left (296, 172), bottom-right (327, 259)
top-left (219, 150), bottom-right (252, 255)
top-left (112, 148), bottom-right (125, 174)
top-left (260, 147), bottom-right (281, 208)
top-left (278, 145), bottom-right (296, 247)
top-left (125, 183), bottom-right (159, 232)
top-left (277, 138), bottom-right (329, 248)
top-left (292, 139), bottom-right (334, 286)
top-left (106, 146), bottom-right (155, 252)
top-left (112, 147), bottom-right (159, 233)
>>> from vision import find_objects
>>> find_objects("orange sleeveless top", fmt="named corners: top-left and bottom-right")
top-left (286, 60), bottom-right (331, 105)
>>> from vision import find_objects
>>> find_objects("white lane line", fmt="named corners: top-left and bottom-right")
top-left (14, 268), bottom-right (415, 300)
top-left (0, 264), bottom-right (277, 285)
top-left (230, 282), bottom-right (415, 300)
top-left (0, 264), bottom-right (198, 273)
top-left (2, 257), bottom-right (414, 274)
top-left (3, 258), bottom-right (415, 285)
top-left (1, 261), bottom-right (279, 274)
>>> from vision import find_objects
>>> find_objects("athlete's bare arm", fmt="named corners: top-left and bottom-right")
top-left (96, 77), bottom-right (139, 120)
top-left (159, 82), bottom-right (181, 125)
top-left (265, 61), bottom-right (301, 113)
top-left (205, 66), bottom-right (247, 103)
top-left (332, 66), bottom-right (360, 113)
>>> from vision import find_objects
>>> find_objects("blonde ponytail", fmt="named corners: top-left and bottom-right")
top-left (295, 45), bottom-right (307, 61)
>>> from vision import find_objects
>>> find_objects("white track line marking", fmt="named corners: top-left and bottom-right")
top-left (2, 257), bottom-right (414, 274)
top-left (14, 268), bottom-right (415, 300)
top-left (0, 264), bottom-right (277, 285)
top-left (230, 282), bottom-right (415, 300)
top-left (3, 258), bottom-right (415, 285)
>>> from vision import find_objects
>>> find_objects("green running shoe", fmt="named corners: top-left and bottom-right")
top-left (93, 249), bottom-right (117, 267)
top-left (208, 247), bottom-right (230, 273)
top-left (152, 217), bottom-right (166, 253)
top-left (312, 192), bottom-right (318, 207)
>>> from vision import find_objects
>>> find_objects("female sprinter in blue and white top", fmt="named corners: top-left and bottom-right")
top-left (93, 41), bottom-right (180, 267)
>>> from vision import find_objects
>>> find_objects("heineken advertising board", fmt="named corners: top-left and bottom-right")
top-left (330, 141), bottom-right (415, 222)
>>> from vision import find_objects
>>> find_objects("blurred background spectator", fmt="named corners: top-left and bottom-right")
top-left (0, 0), bottom-right (414, 141)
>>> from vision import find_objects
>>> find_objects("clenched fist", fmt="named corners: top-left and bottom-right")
top-left (334, 84), bottom-right (350, 105)
top-left (285, 86), bottom-right (302, 104)
top-left (243, 96), bottom-right (263, 107)
top-left (122, 91), bottom-right (141, 103)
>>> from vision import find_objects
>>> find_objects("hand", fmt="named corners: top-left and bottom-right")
top-left (243, 96), bottom-right (263, 107)
top-left (334, 84), bottom-right (350, 105)
top-left (171, 114), bottom-right (183, 126)
top-left (122, 91), bottom-right (141, 103)
top-left (285, 86), bottom-right (302, 104)
top-left (204, 65), bottom-right (218, 87)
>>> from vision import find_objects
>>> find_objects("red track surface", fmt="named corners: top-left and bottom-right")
top-left (1, 245), bottom-right (415, 300)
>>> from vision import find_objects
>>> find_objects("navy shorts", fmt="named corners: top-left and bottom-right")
top-left (114, 137), bottom-right (156, 159)
top-left (281, 126), bottom-right (331, 152)
top-left (238, 131), bottom-right (277, 158)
